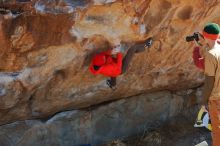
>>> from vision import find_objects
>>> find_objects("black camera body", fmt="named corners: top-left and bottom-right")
top-left (186, 32), bottom-right (200, 42)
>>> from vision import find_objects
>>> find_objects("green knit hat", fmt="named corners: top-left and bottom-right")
top-left (203, 23), bottom-right (220, 40)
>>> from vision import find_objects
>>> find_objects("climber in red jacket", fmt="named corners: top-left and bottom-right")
top-left (89, 49), bottom-right (122, 77)
top-left (89, 37), bottom-right (153, 89)
top-left (89, 48), bottom-right (123, 89)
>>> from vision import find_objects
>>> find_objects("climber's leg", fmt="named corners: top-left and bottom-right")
top-left (121, 46), bottom-right (137, 74)
top-left (121, 37), bottom-right (153, 73)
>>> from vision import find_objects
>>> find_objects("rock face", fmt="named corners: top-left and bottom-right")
top-left (0, 0), bottom-right (219, 145)
top-left (0, 91), bottom-right (188, 146)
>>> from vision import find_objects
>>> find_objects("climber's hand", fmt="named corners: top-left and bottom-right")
top-left (112, 44), bottom-right (121, 55)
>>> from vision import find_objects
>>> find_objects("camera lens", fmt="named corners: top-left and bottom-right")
top-left (186, 36), bottom-right (195, 42)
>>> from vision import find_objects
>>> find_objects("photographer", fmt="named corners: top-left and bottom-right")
top-left (189, 23), bottom-right (220, 146)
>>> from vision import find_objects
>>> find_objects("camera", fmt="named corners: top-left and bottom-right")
top-left (186, 32), bottom-right (200, 42)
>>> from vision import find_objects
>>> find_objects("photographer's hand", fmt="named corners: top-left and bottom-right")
top-left (112, 44), bottom-right (121, 55)
top-left (195, 33), bottom-right (209, 48)
top-left (194, 40), bottom-right (202, 47)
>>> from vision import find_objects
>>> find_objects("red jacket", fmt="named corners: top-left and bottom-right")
top-left (89, 50), bottom-right (123, 77)
top-left (193, 47), bottom-right (204, 70)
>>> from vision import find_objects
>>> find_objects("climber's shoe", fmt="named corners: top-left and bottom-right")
top-left (133, 37), bottom-right (153, 53)
top-left (106, 79), bottom-right (117, 90)
top-left (144, 37), bottom-right (153, 48)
